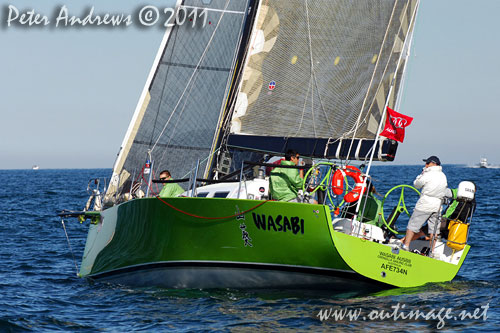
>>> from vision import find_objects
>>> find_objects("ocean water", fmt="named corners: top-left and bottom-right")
top-left (0, 165), bottom-right (498, 332)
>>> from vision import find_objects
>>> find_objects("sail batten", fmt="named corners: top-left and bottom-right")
top-left (160, 61), bottom-right (232, 72)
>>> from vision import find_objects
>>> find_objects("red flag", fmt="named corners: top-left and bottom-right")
top-left (380, 107), bottom-right (413, 143)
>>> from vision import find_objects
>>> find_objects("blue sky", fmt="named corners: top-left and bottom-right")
top-left (0, 0), bottom-right (498, 169)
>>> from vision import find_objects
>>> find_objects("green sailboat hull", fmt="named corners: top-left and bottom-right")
top-left (80, 197), bottom-right (468, 289)
top-left (332, 232), bottom-right (470, 288)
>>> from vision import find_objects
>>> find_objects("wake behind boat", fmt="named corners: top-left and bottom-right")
top-left (60, 0), bottom-right (475, 289)
top-left (471, 158), bottom-right (498, 168)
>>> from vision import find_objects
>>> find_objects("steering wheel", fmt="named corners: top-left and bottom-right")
top-left (381, 185), bottom-right (420, 234)
top-left (302, 163), bottom-right (337, 194)
top-left (302, 163), bottom-right (349, 209)
top-left (302, 165), bottom-right (322, 194)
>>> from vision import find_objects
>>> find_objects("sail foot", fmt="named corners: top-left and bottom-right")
top-left (227, 135), bottom-right (397, 161)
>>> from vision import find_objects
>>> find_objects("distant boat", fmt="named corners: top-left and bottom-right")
top-left (32, 165), bottom-right (39, 170)
top-left (479, 158), bottom-right (489, 168)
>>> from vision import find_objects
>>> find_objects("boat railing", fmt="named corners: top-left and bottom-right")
top-left (152, 162), bottom-right (380, 224)
top-left (153, 160), bottom-right (312, 197)
top-left (153, 160), bottom-right (341, 208)
top-left (84, 178), bottom-right (107, 211)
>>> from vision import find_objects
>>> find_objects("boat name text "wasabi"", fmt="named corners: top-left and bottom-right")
top-left (252, 213), bottom-right (304, 235)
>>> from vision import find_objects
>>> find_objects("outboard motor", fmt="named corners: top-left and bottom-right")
top-left (447, 181), bottom-right (476, 251)
top-left (457, 181), bottom-right (476, 201)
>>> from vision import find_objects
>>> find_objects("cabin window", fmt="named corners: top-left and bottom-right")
top-left (213, 191), bottom-right (230, 198)
top-left (196, 192), bottom-right (209, 197)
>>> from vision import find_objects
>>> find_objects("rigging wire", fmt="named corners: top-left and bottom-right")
top-left (155, 66), bottom-right (204, 168)
top-left (294, 75), bottom-right (313, 137)
top-left (353, 0), bottom-right (420, 226)
top-left (342, 0), bottom-right (399, 165)
top-left (294, 0), bottom-right (317, 138)
top-left (181, 147), bottom-right (221, 179)
top-left (154, 1), bottom-right (251, 171)
top-left (61, 218), bottom-right (79, 277)
top-left (354, 0), bottom-right (413, 132)
top-left (206, 0), bottom-right (251, 178)
top-left (148, 19), bottom-right (180, 147)
top-left (150, 0), bottom-right (233, 154)
top-left (364, 0), bottom-right (419, 179)
top-left (155, 195), bottom-right (268, 220)
top-left (313, 71), bottom-right (335, 133)
top-left (142, 172), bottom-right (269, 220)
top-left (358, 0), bottom-right (417, 168)
top-left (394, 3), bottom-right (419, 113)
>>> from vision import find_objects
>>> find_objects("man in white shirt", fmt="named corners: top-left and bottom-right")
top-left (403, 156), bottom-right (447, 252)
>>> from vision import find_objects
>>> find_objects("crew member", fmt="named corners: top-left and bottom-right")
top-left (269, 150), bottom-right (304, 202)
top-left (403, 156), bottom-right (447, 253)
top-left (158, 170), bottom-right (185, 197)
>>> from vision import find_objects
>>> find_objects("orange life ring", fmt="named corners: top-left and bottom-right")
top-left (332, 169), bottom-right (347, 195)
top-left (331, 166), bottom-right (367, 202)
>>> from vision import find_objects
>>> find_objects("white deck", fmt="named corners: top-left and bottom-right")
top-left (184, 178), bottom-right (270, 200)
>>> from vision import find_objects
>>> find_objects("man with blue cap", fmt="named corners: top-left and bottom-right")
top-left (402, 156), bottom-right (447, 254)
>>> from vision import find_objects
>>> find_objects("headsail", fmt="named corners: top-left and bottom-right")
top-left (225, 0), bottom-right (419, 161)
top-left (106, 0), bottom-right (254, 200)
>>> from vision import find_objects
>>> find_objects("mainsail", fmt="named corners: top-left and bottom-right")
top-left (224, 0), bottom-right (419, 161)
top-left (106, 0), bottom-right (255, 200)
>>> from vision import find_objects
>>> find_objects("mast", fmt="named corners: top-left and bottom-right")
top-left (204, 0), bottom-right (261, 179)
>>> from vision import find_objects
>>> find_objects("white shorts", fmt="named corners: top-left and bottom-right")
top-left (407, 209), bottom-right (441, 234)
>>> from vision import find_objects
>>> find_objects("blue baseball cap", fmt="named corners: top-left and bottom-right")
top-left (423, 156), bottom-right (441, 165)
